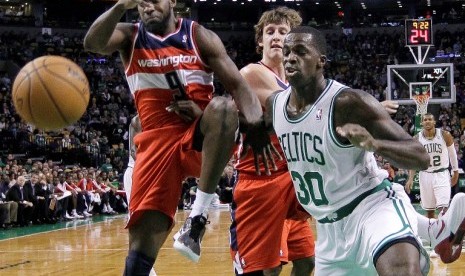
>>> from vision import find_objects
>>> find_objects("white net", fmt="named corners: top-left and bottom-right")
top-left (413, 94), bottom-right (430, 115)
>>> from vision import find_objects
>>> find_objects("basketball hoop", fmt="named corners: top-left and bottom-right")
top-left (412, 93), bottom-right (430, 115)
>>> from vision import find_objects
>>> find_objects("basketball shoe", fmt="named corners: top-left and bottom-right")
top-left (430, 193), bottom-right (465, 263)
top-left (173, 215), bottom-right (208, 263)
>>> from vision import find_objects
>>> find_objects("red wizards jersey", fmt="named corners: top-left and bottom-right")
top-left (235, 62), bottom-right (289, 175)
top-left (124, 19), bottom-right (214, 131)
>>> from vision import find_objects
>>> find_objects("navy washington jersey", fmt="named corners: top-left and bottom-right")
top-left (124, 19), bottom-right (214, 131)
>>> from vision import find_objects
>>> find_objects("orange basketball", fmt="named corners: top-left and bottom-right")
top-left (12, 55), bottom-right (90, 130)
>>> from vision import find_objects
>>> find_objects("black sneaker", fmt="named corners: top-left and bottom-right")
top-left (173, 215), bottom-right (207, 262)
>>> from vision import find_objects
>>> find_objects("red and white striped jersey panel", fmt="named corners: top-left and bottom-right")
top-left (124, 19), bottom-right (214, 131)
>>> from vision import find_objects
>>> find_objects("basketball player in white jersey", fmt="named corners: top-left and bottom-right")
top-left (405, 113), bottom-right (459, 218)
top-left (123, 115), bottom-right (141, 213)
top-left (267, 26), bottom-right (465, 274)
top-left (123, 115), bottom-right (157, 276)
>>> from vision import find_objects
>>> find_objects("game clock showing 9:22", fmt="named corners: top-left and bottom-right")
top-left (405, 18), bottom-right (433, 46)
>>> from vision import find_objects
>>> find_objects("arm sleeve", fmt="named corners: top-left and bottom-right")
top-left (448, 144), bottom-right (459, 171)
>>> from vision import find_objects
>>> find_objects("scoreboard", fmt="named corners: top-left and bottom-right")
top-left (405, 18), bottom-right (433, 46)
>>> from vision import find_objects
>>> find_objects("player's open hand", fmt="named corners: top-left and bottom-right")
top-left (241, 120), bottom-right (281, 176)
top-left (166, 100), bottom-right (203, 122)
top-left (336, 123), bottom-right (378, 152)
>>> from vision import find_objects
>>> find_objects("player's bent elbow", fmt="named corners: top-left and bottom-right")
top-left (83, 40), bottom-right (106, 55)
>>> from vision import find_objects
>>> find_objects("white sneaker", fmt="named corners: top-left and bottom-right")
top-left (173, 215), bottom-right (208, 263)
top-left (102, 205), bottom-right (108, 214)
top-left (107, 206), bottom-right (117, 215)
top-left (72, 211), bottom-right (84, 219)
top-left (83, 211), bottom-right (92, 217)
top-left (429, 193), bottom-right (465, 263)
top-left (65, 212), bottom-right (74, 220)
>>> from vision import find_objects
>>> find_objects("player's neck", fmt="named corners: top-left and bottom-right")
top-left (288, 76), bottom-right (326, 113)
top-left (423, 128), bottom-right (436, 139)
top-left (145, 16), bottom-right (178, 37)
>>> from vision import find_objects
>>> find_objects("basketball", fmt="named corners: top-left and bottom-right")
top-left (12, 55), bottom-right (90, 130)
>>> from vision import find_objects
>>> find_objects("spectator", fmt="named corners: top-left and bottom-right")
top-left (6, 175), bottom-right (34, 226)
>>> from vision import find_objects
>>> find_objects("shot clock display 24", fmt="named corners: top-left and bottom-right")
top-left (405, 18), bottom-right (433, 46)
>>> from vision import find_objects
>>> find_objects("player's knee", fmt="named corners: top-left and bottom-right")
top-left (263, 265), bottom-right (281, 276)
top-left (206, 97), bottom-right (237, 123)
top-left (128, 210), bottom-right (171, 253)
top-left (375, 240), bottom-right (421, 276)
top-left (292, 256), bottom-right (315, 275)
top-left (204, 97), bottom-right (238, 132)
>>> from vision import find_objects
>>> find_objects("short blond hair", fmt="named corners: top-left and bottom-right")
top-left (254, 7), bottom-right (302, 54)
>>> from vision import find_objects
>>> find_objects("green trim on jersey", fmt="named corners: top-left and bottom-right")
top-left (328, 86), bottom-right (353, 148)
top-left (283, 79), bottom-right (333, 124)
top-left (372, 198), bottom-right (412, 255)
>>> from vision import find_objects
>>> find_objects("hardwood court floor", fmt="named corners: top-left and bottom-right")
top-left (0, 210), bottom-right (465, 275)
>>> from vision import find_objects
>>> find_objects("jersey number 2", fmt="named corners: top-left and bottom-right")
top-left (291, 171), bottom-right (328, 206)
top-left (165, 71), bottom-right (187, 100)
top-left (432, 156), bottom-right (441, 167)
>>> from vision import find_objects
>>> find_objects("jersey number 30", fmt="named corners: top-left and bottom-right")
top-left (291, 171), bottom-right (328, 206)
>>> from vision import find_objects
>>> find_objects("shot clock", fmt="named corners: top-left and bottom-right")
top-left (405, 18), bottom-right (433, 46)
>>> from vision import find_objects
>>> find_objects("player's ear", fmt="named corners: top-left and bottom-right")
top-left (258, 38), bottom-right (264, 49)
top-left (318, 55), bottom-right (327, 68)
top-left (170, 0), bottom-right (177, 8)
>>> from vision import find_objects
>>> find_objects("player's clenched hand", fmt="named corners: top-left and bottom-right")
top-left (336, 123), bottom-right (378, 152)
top-left (116, 0), bottom-right (151, 10)
top-left (166, 100), bottom-right (203, 122)
top-left (241, 120), bottom-right (281, 176)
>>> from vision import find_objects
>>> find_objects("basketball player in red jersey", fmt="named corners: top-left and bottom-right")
top-left (84, 0), bottom-right (275, 274)
top-left (230, 7), bottom-right (315, 275)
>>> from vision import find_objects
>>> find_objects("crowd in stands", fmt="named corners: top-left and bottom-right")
top-left (1, 21), bottom-right (465, 229)
top-left (0, 154), bottom-right (127, 229)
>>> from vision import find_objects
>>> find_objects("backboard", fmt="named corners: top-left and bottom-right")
top-left (386, 63), bottom-right (455, 105)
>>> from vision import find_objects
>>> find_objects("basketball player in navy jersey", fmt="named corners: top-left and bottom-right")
top-left (267, 26), bottom-right (465, 274)
top-left (84, 0), bottom-right (275, 274)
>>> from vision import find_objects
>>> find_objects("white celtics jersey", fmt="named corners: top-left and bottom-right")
top-left (418, 128), bottom-right (449, 172)
top-left (272, 79), bottom-right (388, 220)
top-left (128, 155), bottom-right (135, 168)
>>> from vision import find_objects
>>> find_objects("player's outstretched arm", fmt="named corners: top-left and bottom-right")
top-left (334, 89), bottom-right (429, 171)
top-left (84, 0), bottom-right (145, 55)
top-left (193, 24), bottom-right (262, 125)
top-left (194, 24), bottom-right (276, 175)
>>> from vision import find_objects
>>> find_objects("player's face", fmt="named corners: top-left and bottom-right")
top-left (138, 0), bottom-right (175, 28)
top-left (260, 23), bottom-right (291, 61)
top-left (283, 33), bottom-right (325, 87)
top-left (421, 114), bottom-right (436, 130)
